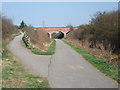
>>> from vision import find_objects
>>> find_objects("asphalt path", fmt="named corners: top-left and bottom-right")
top-left (8, 34), bottom-right (118, 88)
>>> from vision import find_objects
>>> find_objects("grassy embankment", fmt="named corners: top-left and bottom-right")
top-left (63, 39), bottom-right (120, 84)
top-left (23, 39), bottom-right (56, 55)
top-left (2, 35), bottom-right (50, 88)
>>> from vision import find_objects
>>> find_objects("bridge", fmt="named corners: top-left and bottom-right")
top-left (34, 27), bottom-right (78, 38)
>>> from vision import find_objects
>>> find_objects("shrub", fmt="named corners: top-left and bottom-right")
top-left (66, 10), bottom-right (119, 54)
top-left (2, 16), bottom-right (18, 39)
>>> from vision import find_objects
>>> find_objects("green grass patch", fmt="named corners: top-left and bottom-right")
top-left (11, 33), bottom-right (21, 37)
top-left (24, 40), bottom-right (56, 55)
top-left (2, 40), bottom-right (7, 49)
top-left (63, 39), bottom-right (120, 83)
top-left (32, 51), bottom-right (54, 55)
top-left (2, 39), bottom-right (50, 88)
top-left (25, 75), bottom-right (50, 88)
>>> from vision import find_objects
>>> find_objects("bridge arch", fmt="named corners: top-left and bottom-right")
top-left (48, 31), bottom-right (67, 39)
top-left (34, 27), bottom-right (78, 38)
top-left (51, 31), bottom-right (65, 39)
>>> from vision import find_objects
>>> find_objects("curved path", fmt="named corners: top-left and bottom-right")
top-left (8, 34), bottom-right (118, 88)
top-left (8, 33), bottom-right (51, 77)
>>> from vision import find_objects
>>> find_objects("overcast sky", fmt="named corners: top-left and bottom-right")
top-left (2, 2), bottom-right (118, 27)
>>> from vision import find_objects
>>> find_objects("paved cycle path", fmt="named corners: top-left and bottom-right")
top-left (8, 33), bottom-right (51, 77)
top-left (8, 34), bottom-right (118, 88)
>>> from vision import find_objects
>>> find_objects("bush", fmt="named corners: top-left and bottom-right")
top-left (90, 11), bottom-right (118, 53)
top-left (66, 10), bottom-right (119, 54)
top-left (2, 16), bottom-right (18, 39)
top-left (2, 15), bottom-right (19, 55)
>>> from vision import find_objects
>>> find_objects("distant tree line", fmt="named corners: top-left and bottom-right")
top-left (67, 10), bottom-right (119, 54)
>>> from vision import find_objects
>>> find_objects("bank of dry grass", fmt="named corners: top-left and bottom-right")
top-left (31, 40), bottom-right (56, 55)
top-left (2, 16), bottom-right (18, 39)
top-left (65, 39), bottom-right (120, 68)
top-left (23, 26), bottom-right (56, 55)
top-left (24, 27), bottom-right (51, 50)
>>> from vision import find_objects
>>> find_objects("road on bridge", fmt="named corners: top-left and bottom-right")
top-left (8, 34), bottom-right (118, 88)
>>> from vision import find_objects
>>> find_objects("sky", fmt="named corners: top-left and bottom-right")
top-left (2, 2), bottom-right (118, 27)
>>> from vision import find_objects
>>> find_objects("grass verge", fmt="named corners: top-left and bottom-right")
top-left (24, 40), bottom-right (56, 55)
top-left (63, 39), bottom-right (120, 83)
top-left (11, 33), bottom-right (21, 37)
top-left (2, 40), bottom-right (50, 88)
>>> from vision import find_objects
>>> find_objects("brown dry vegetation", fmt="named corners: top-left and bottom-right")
top-left (24, 26), bottom-right (51, 50)
top-left (0, 14), bottom-right (1, 32)
top-left (66, 39), bottom-right (119, 67)
top-left (0, 14), bottom-right (2, 51)
top-left (2, 16), bottom-right (18, 39)
top-left (2, 16), bottom-right (19, 55)
top-left (66, 10), bottom-right (119, 67)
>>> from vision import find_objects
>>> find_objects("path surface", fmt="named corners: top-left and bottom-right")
top-left (8, 34), bottom-right (118, 88)
top-left (9, 33), bottom-right (51, 77)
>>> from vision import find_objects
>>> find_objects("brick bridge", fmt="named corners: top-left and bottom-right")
top-left (34, 27), bottom-right (78, 38)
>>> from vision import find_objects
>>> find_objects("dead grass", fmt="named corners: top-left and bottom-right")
top-left (32, 30), bottom-right (51, 50)
top-left (24, 26), bottom-right (51, 50)
top-left (2, 16), bottom-right (18, 39)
